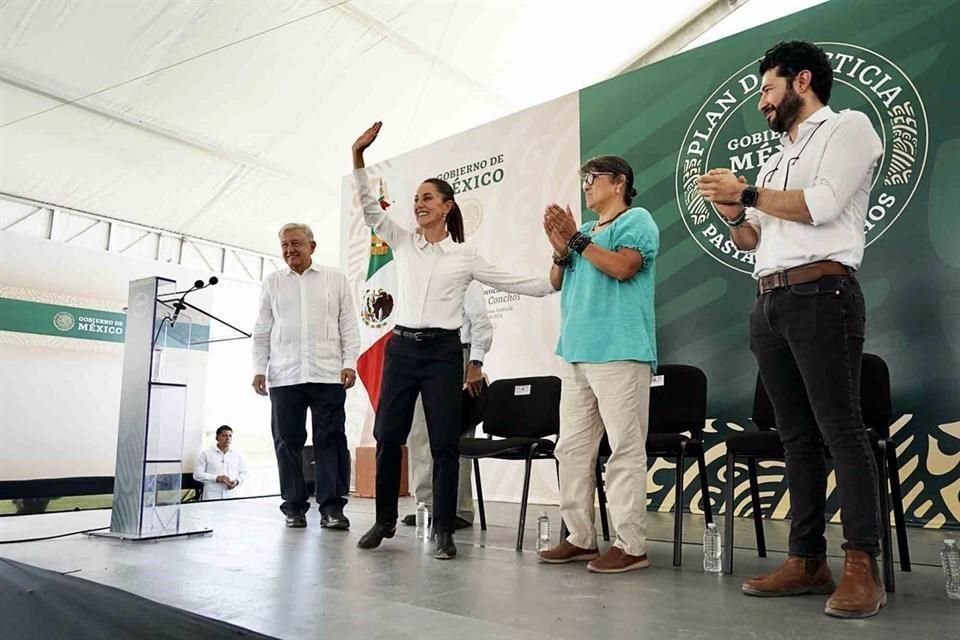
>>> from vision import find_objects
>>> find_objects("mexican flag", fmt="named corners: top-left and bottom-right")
top-left (355, 179), bottom-right (397, 410)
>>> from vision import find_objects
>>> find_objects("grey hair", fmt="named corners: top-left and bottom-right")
top-left (278, 223), bottom-right (314, 242)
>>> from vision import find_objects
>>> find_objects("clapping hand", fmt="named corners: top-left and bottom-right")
top-left (698, 169), bottom-right (748, 211)
top-left (543, 210), bottom-right (569, 255)
top-left (543, 204), bottom-right (578, 244)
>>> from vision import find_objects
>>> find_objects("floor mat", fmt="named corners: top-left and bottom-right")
top-left (0, 557), bottom-right (278, 640)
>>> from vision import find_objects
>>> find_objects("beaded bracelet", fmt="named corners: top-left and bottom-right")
top-left (721, 209), bottom-right (747, 227)
top-left (568, 231), bottom-right (592, 254)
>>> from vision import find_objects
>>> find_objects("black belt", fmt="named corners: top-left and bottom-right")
top-left (392, 326), bottom-right (460, 342)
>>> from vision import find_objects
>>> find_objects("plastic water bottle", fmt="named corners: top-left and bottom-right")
top-left (536, 511), bottom-right (551, 552)
top-left (415, 502), bottom-right (430, 541)
top-left (941, 539), bottom-right (960, 600)
top-left (703, 523), bottom-right (722, 574)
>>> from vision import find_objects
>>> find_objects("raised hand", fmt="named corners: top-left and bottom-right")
top-left (353, 121), bottom-right (382, 155)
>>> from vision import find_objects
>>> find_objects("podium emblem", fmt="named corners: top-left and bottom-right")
top-left (53, 311), bottom-right (75, 332)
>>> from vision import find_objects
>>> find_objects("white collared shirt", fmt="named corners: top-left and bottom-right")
top-left (193, 446), bottom-right (247, 500)
top-left (745, 106), bottom-right (883, 277)
top-left (461, 280), bottom-right (493, 363)
top-left (252, 263), bottom-right (360, 388)
top-left (354, 170), bottom-right (554, 330)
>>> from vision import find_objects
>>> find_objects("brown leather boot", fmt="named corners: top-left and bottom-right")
top-left (824, 549), bottom-right (886, 618)
top-left (742, 556), bottom-right (835, 597)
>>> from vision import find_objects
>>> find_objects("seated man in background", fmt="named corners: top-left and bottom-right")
top-left (194, 425), bottom-right (248, 500)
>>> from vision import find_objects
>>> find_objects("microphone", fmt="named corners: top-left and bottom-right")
top-left (169, 277), bottom-right (219, 325)
top-left (170, 301), bottom-right (186, 326)
top-left (170, 280), bottom-right (205, 326)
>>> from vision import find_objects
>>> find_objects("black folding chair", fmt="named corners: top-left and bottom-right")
top-left (459, 376), bottom-right (561, 551)
top-left (596, 364), bottom-right (713, 566)
top-left (723, 353), bottom-right (910, 592)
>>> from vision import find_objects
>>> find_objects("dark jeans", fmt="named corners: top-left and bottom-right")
top-left (270, 382), bottom-right (349, 517)
top-left (374, 332), bottom-right (463, 534)
top-left (749, 274), bottom-right (881, 557)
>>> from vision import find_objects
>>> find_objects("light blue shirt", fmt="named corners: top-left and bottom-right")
top-left (555, 207), bottom-right (659, 369)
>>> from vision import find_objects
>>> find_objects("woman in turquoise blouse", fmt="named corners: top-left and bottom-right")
top-left (538, 155), bottom-right (660, 574)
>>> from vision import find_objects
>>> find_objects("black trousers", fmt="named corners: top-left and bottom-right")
top-left (374, 331), bottom-right (463, 534)
top-left (269, 382), bottom-right (349, 517)
top-left (749, 274), bottom-right (881, 556)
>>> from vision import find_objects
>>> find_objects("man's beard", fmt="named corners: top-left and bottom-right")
top-left (767, 87), bottom-right (803, 133)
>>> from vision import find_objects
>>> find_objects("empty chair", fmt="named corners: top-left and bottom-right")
top-left (459, 376), bottom-right (561, 551)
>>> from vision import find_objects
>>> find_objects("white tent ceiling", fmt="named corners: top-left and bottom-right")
top-left (0, 0), bottom-right (824, 263)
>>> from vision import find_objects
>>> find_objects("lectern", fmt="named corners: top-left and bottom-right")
top-left (91, 276), bottom-right (246, 541)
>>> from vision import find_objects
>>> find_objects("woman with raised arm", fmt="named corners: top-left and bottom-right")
top-left (352, 121), bottom-right (555, 560)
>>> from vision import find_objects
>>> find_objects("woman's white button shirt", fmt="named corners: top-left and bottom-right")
top-left (354, 170), bottom-right (554, 330)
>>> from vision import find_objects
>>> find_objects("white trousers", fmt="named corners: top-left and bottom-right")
top-left (555, 361), bottom-right (651, 556)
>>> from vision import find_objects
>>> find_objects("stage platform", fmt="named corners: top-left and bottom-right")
top-left (1, 497), bottom-right (955, 639)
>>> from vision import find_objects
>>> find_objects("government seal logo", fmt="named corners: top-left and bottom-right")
top-left (53, 311), bottom-right (75, 332)
top-left (459, 198), bottom-right (484, 237)
top-left (361, 288), bottom-right (394, 329)
top-left (675, 42), bottom-right (927, 274)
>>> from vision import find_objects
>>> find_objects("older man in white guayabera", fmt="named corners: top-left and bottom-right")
top-left (252, 223), bottom-right (360, 531)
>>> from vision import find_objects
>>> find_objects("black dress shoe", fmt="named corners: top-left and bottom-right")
top-left (453, 516), bottom-right (473, 530)
top-left (357, 522), bottom-right (396, 549)
top-left (433, 532), bottom-right (457, 559)
top-left (321, 511), bottom-right (350, 530)
top-left (285, 515), bottom-right (307, 528)
top-left (401, 513), bottom-right (417, 526)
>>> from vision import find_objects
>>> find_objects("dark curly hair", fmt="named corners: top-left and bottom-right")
top-left (758, 40), bottom-right (833, 105)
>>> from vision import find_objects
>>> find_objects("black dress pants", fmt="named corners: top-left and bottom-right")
top-left (270, 383), bottom-right (349, 517)
top-left (373, 331), bottom-right (463, 534)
